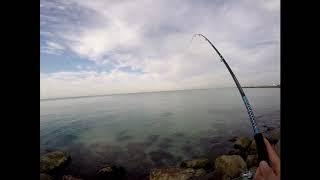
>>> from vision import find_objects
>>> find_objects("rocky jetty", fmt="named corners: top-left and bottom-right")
top-left (39, 126), bottom-right (280, 180)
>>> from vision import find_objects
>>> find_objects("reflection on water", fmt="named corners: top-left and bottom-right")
top-left (40, 88), bottom-right (280, 178)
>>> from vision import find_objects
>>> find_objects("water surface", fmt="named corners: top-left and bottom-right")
top-left (40, 88), bottom-right (280, 179)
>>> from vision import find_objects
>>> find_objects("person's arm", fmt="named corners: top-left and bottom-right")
top-left (254, 138), bottom-right (280, 180)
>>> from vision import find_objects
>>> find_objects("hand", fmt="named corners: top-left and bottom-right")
top-left (254, 138), bottom-right (280, 180)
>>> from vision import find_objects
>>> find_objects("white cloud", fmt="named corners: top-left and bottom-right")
top-left (40, 0), bottom-right (280, 98)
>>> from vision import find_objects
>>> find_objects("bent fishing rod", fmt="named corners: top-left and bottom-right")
top-left (194, 34), bottom-right (269, 164)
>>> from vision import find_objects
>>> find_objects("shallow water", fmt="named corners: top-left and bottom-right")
top-left (40, 88), bottom-right (280, 179)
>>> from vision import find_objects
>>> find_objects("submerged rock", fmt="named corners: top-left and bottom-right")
top-left (150, 167), bottom-right (206, 180)
top-left (62, 175), bottom-right (83, 180)
top-left (246, 155), bottom-right (258, 168)
top-left (40, 151), bottom-right (70, 173)
top-left (233, 137), bottom-right (251, 150)
top-left (40, 173), bottom-right (53, 180)
top-left (214, 155), bottom-right (247, 179)
top-left (97, 164), bottom-right (126, 179)
top-left (180, 158), bottom-right (211, 169)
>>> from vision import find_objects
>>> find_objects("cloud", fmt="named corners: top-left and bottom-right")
top-left (40, 0), bottom-right (280, 98)
top-left (41, 41), bottom-right (66, 55)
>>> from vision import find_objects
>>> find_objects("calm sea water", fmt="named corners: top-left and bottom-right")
top-left (40, 88), bottom-right (280, 179)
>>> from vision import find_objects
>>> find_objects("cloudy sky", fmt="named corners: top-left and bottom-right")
top-left (40, 0), bottom-right (280, 99)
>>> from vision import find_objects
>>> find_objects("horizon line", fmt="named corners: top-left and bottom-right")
top-left (40, 85), bottom-right (280, 101)
top-left (40, 87), bottom-right (229, 101)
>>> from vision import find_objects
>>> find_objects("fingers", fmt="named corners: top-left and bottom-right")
top-left (264, 138), bottom-right (280, 176)
top-left (259, 161), bottom-right (273, 176)
top-left (254, 167), bottom-right (264, 180)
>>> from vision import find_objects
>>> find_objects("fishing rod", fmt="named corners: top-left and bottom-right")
top-left (194, 34), bottom-right (269, 164)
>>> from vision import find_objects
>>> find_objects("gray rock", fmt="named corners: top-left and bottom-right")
top-left (246, 155), bottom-right (258, 168)
top-left (150, 167), bottom-right (206, 180)
top-left (62, 175), bottom-right (83, 180)
top-left (40, 173), bottom-right (53, 180)
top-left (214, 155), bottom-right (247, 179)
top-left (180, 158), bottom-right (210, 169)
top-left (97, 164), bottom-right (126, 179)
top-left (40, 151), bottom-right (70, 173)
top-left (233, 137), bottom-right (251, 150)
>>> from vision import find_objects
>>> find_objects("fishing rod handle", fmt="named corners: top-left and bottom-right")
top-left (254, 133), bottom-right (270, 164)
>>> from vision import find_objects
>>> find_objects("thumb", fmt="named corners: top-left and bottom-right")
top-left (259, 161), bottom-right (274, 177)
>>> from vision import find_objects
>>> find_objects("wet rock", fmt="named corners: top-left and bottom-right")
top-left (248, 140), bottom-right (257, 155)
top-left (62, 175), bottom-right (83, 180)
top-left (40, 151), bottom-right (70, 173)
top-left (180, 158), bottom-right (211, 169)
top-left (97, 164), bottom-right (126, 179)
top-left (246, 155), bottom-right (258, 168)
top-left (150, 167), bottom-right (206, 180)
top-left (228, 149), bottom-right (247, 161)
top-left (233, 137), bottom-right (251, 150)
top-left (40, 173), bottom-right (53, 180)
top-left (228, 137), bottom-right (237, 142)
top-left (194, 169), bottom-right (207, 177)
top-left (228, 149), bottom-right (241, 156)
top-left (214, 155), bottom-right (247, 179)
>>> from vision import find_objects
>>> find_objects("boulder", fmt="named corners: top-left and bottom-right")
top-left (40, 151), bottom-right (70, 173)
top-left (247, 140), bottom-right (257, 155)
top-left (228, 149), bottom-right (241, 156)
top-left (150, 167), bottom-right (206, 180)
top-left (194, 169), bottom-right (207, 177)
top-left (40, 173), bottom-right (53, 180)
top-left (180, 158), bottom-right (211, 169)
top-left (233, 137), bottom-right (251, 150)
top-left (62, 175), bottom-right (83, 180)
top-left (228, 137), bottom-right (237, 142)
top-left (214, 155), bottom-right (247, 179)
top-left (246, 155), bottom-right (258, 168)
top-left (97, 164), bottom-right (126, 179)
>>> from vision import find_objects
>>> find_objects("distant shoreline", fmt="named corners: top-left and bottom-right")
top-left (243, 85), bottom-right (280, 88)
top-left (40, 86), bottom-right (280, 101)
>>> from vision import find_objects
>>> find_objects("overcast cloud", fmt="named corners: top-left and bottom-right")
top-left (40, 0), bottom-right (280, 99)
